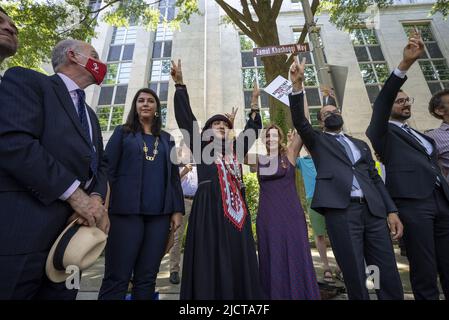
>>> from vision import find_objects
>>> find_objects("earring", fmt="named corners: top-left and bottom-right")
top-left (155, 112), bottom-right (159, 117)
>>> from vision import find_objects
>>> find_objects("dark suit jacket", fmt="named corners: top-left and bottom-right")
top-left (0, 67), bottom-right (108, 255)
top-left (289, 92), bottom-right (397, 217)
top-left (105, 125), bottom-right (184, 215)
top-left (366, 72), bottom-right (449, 200)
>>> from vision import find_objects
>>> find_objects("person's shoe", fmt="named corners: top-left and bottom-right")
top-left (169, 272), bottom-right (180, 284)
top-left (323, 269), bottom-right (335, 284)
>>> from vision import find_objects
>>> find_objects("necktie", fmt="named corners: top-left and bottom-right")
top-left (335, 134), bottom-right (361, 192)
top-left (76, 89), bottom-right (98, 176)
top-left (402, 124), bottom-right (426, 148)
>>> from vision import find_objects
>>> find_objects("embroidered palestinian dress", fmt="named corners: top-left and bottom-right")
top-left (174, 84), bottom-right (263, 300)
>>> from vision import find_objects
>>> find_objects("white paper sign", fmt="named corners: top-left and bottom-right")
top-left (263, 75), bottom-right (292, 107)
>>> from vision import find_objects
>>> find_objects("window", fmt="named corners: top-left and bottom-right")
top-left (159, 0), bottom-right (177, 22)
top-left (293, 30), bottom-right (323, 129)
top-left (239, 34), bottom-right (270, 123)
top-left (89, 0), bottom-right (101, 12)
top-left (291, 0), bottom-right (302, 10)
top-left (97, 85), bottom-right (127, 131)
top-left (148, 0), bottom-right (176, 128)
top-left (111, 26), bottom-right (137, 45)
top-left (403, 24), bottom-right (449, 94)
top-left (96, 26), bottom-right (137, 132)
top-left (394, 0), bottom-right (435, 4)
top-left (97, 105), bottom-right (125, 132)
top-left (350, 28), bottom-right (389, 104)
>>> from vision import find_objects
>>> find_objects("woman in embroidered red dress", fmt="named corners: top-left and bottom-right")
top-left (171, 59), bottom-right (263, 299)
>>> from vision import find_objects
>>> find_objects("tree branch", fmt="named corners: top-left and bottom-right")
top-left (240, 0), bottom-right (263, 44)
top-left (249, 0), bottom-right (263, 19)
top-left (88, 0), bottom-right (122, 15)
top-left (215, 0), bottom-right (259, 42)
top-left (271, 0), bottom-right (283, 19)
top-left (284, 0), bottom-right (319, 68)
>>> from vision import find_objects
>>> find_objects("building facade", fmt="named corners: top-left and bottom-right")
top-left (84, 0), bottom-right (449, 143)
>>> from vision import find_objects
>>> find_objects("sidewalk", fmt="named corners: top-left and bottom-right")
top-left (76, 247), bottom-right (436, 300)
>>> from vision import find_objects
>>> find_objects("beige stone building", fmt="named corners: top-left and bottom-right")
top-left (84, 0), bottom-right (449, 144)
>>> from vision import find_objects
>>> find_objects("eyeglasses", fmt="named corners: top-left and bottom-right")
top-left (394, 97), bottom-right (414, 105)
top-left (322, 109), bottom-right (341, 118)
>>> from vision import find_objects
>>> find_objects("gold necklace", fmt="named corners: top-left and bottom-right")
top-left (143, 136), bottom-right (159, 161)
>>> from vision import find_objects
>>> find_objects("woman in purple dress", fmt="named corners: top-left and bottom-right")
top-left (253, 119), bottom-right (320, 300)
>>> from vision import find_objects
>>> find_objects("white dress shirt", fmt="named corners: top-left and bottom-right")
top-left (57, 73), bottom-right (94, 200)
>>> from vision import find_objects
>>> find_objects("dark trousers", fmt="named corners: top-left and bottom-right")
top-left (395, 186), bottom-right (449, 300)
top-left (0, 251), bottom-right (78, 300)
top-left (98, 214), bottom-right (170, 300)
top-left (324, 202), bottom-right (404, 300)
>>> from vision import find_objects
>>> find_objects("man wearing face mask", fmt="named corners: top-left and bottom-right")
top-left (0, 39), bottom-right (109, 299)
top-left (288, 56), bottom-right (404, 300)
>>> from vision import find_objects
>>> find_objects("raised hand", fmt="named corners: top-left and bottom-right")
top-left (225, 106), bottom-right (239, 126)
top-left (171, 59), bottom-right (184, 85)
top-left (251, 81), bottom-right (260, 103)
top-left (287, 129), bottom-right (296, 145)
top-left (290, 55), bottom-right (306, 92)
top-left (399, 28), bottom-right (425, 71)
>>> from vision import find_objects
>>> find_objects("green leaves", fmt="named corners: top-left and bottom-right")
top-left (430, 0), bottom-right (449, 19)
top-left (320, 0), bottom-right (394, 30)
top-left (320, 0), bottom-right (448, 30)
top-left (0, 0), bottom-right (200, 71)
top-left (1, 0), bottom-right (95, 71)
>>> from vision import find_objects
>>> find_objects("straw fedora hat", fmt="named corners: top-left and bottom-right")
top-left (46, 219), bottom-right (108, 283)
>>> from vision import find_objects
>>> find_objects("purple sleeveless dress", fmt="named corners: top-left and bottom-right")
top-left (257, 155), bottom-right (321, 300)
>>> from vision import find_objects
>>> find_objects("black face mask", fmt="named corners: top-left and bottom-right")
top-left (324, 114), bottom-right (344, 131)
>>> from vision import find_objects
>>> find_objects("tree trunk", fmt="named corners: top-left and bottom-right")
top-left (261, 55), bottom-right (292, 134)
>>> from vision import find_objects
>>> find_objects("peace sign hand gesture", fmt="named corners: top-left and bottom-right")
top-left (171, 59), bottom-right (184, 85)
top-left (290, 55), bottom-right (306, 92)
top-left (399, 28), bottom-right (425, 71)
top-left (225, 107), bottom-right (239, 126)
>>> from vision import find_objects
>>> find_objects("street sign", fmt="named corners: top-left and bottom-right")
top-left (253, 43), bottom-right (310, 58)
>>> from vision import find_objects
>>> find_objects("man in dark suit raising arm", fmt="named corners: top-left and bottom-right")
top-left (0, 39), bottom-right (109, 299)
top-left (366, 31), bottom-right (449, 300)
top-left (289, 57), bottom-right (404, 300)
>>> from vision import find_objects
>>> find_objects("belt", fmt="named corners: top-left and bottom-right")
top-left (184, 195), bottom-right (194, 200)
top-left (350, 196), bottom-right (366, 204)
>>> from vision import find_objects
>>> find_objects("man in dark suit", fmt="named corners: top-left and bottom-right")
top-left (366, 31), bottom-right (449, 300)
top-left (0, 39), bottom-right (109, 299)
top-left (289, 56), bottom-right (404, 300)
top-left (0, 7), bottom-right (18, 66)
